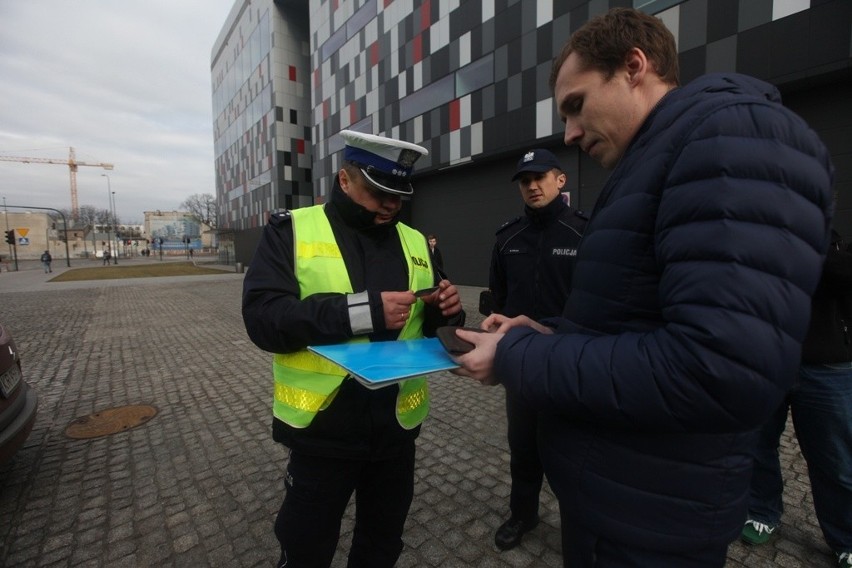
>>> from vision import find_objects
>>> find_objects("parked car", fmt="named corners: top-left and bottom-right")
top-left (0, 323), bottom-right (38, 464)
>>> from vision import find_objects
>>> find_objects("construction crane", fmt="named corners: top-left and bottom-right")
top-left (0, 146), bottom-right (114, 219)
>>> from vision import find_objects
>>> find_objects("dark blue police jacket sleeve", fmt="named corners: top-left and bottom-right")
top-left (242, 212), bottom-right (355, 353)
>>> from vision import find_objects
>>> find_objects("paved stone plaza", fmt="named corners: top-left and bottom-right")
top-left (0, 262), bottom-right (837, 566)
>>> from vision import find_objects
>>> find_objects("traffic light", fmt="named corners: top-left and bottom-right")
top-left (4, 230), bottom-right (14, 245)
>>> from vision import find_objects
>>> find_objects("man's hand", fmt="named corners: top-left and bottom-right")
top-left (453, 314), bottom-right (553, 385)
top-left (382, 291), bottom-right (416, 330)
top-left (482, 313), bottom-right (553, 335)
top-left (419, 279), bottom-right (462, 317)
top-left (450, 329), bottom-right (504, 385)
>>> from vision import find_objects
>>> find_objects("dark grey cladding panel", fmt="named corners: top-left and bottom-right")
top-left (770, 9), bottom-right (811, 79)
top-left (809, 1), bottom-right (852, 68)
top-left (521, 67), bottom-right (537, 107)
top-left (481, 17), bottom-right (495, 56)
top-left (430, 107), bottom-right (442, 142)
top-left (449, 33), bottom-right (461, 72)
top-left (450, 0), bottom-right (479, 41)
top-left (494, 2), bottom-right (523, 45)
top-left (678, 0), bottom-right (708, 53)
top-left (569, 3), bottom-right (589, 33)
top-left (481, 83), bottom-right (496, 121)
top-left (536, 21), bottom-right (553, 65)
top-left (470, 25), bottom-right (484, 61)
top-left (520, 0), bottom-right (537, 36)
top-left (552, 12), bottom-right (571, 59)
top-left (738, 0), bottom-right (773, 32)
top-left (736, 23), bottom-right (771, 79)
top-left (507, 73), bottom-right (522, 112)
top-left (460, 126), bottom-right (471, 158)
top-left (707, 0), bottom-right (738, 42)
top-left (535, 61), bottom-right (552, 103)
top-left (506, 36), bottom-right (522, 75)
top-left (493, 77), bottom-right (508, 116)
top-left (432, 46), bottom-right (451, 83)
top-left (678, 45), bottom-right (706, 85)
top-left (494, 44), bottom-right (509, 82)
top-left (522, 29), bottom-right (537, 71)
top-left (705, 35), bottom-right (737, 74)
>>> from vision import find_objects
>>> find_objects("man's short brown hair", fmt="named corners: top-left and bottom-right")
top-left (549, 8), bottom-right (679, 90)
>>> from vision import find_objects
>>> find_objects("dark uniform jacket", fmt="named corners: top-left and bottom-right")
top-left (489, 196), bottom-right (586, 320)
top-left (242, 182), bottom-right (463, 459)
top-left (493, 74), bottom-right (834, 551)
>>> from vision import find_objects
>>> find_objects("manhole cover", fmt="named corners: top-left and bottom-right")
top-left (65, 404), bottom-right (158, 439)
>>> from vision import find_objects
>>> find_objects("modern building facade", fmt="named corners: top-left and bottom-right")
top-left (213, 0), bottom-right (851, 285)
top-left (211, 0), bottom-right (313, 235)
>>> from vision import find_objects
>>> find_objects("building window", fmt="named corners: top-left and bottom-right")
top-left (456, 54), bottom-right (494, 98)
top-left (400, 75), bottom-right (454, 123)
top-left (634, 0), bottom-right (683, 12)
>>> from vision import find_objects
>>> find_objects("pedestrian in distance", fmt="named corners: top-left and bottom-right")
top-left (452, 7), bottom-right (833, 567)
top-left (426, 234), bottom-right (444, 275)
top-left (489, 148), bottom-right (586, 551)
top-left (743, 229), bottom-right (852, 567)
top-left (242, 129), bottom-right (465, 568)
top-left (102, 248), bottom-right (111, 266)
top-left (40, 250), bottom-right (52, 273)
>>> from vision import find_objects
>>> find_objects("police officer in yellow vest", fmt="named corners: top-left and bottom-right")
top-left (243, 129), bottom-right (465, 568)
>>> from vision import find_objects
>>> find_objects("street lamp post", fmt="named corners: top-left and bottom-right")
top-left (101, 175), bottom-right (112, 264)
top-left (102, 174), bottom-right (118, 264)
top-left (110, 190), bottom-right (118, 264)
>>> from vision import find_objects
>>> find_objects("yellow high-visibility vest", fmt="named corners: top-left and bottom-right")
top-left (273, 205), bottom-right (434, 429)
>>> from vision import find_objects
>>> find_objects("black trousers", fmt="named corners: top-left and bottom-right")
top-left (275, 443), bottom-right (415, 568)
top-left (505, 388), bottom-right (544, 521)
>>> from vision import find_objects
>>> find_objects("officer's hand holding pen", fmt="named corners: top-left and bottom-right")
top-left (381, 290), bottom-right (416, 330)
top-left (416, 279), bottom-right (462, 317)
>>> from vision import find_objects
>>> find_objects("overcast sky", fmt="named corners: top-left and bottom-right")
top-left (0, 0), bottom-right (235, 224)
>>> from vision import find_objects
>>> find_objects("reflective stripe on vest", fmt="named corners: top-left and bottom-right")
top-left (273, 204), bottom-right (435, 429)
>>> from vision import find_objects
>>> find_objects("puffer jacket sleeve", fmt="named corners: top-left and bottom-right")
top-left (495, 91), bottom-right (833, 434)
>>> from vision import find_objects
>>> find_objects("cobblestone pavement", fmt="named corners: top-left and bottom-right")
top-left (0, 264), bottom-right (837, 567)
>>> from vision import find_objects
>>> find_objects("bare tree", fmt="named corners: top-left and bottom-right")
top-left (52, 205), bottom-right (110, 229)
top-left (51, 204), bottom-right (111, 255)
top-left (76, 205), bottom-right (104, 229)
top-left (94, 209), bottom-right (113, 231)
top-left (180, 193), bottom-right (218, 229)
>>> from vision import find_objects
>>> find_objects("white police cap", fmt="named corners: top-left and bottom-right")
top-left (340, 129), bottom-right (429, 195)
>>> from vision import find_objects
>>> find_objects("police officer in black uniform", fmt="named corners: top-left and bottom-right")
top-left (243, 130), bottom-right (464, 568)
top-left (488, 148), bottom-right (587, 551)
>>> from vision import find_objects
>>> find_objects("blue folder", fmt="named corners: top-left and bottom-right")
top-left (308, 338), bottom-right (459, 389)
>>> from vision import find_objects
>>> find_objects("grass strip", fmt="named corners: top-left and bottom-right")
top-left (50, 262), bottom-right (232, 282)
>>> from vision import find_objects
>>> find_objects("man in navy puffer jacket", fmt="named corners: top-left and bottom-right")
top-left (453, 7), bottom-right (834, 567)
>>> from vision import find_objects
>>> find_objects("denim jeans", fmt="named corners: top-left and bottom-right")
top-left (747, 362), bottom-right (852, 553)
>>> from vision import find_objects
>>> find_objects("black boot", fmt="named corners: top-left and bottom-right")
top-left (494, 516), bottom-right (539, 551)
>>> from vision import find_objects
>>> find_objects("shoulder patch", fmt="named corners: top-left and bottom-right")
top-left (495, 216), bottom-right (522, 235)
top-left (268, 209), bottom-right (293, 227)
